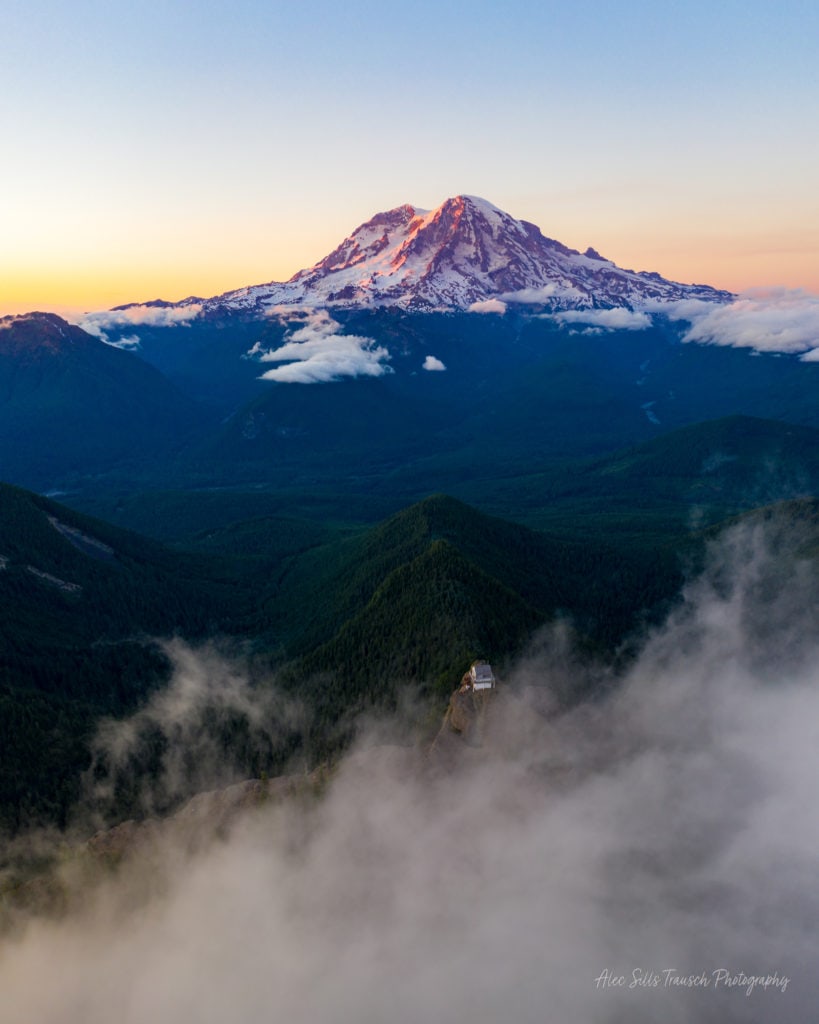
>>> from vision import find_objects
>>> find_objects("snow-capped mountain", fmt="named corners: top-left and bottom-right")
top-left (190, 195), bottom-right (731, 317)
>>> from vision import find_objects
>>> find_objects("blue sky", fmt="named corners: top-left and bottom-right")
top-left (2, 0), bottom-right (818, 312)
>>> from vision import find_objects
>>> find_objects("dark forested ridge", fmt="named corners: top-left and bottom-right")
top-left (0, 482), bottom-right (678, 830)
top-left (0, 313), bottom-right (209, 490)
top-left (0, 483), bottom-right (244, 830)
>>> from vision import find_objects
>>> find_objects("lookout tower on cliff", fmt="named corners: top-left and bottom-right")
top-left (468, 661), bottom-right (496, 691)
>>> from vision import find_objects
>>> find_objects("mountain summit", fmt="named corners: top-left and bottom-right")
top-left (194, 195), bottom-right (731, 316)
top-left (0, 311), bottom-right (103, 357)
top-left (0, 312), bottom-right (207, 490)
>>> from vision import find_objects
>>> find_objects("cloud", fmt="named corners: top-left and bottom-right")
top-left (650, 288), bottom-right (819, 356)
top-left (422, 355), bottom-right (446, 371)
top-left (82, 640), bottom-right (306, 826)
top-left (253, 311), bottom-right (392, 384)
top-left (554, 307), bottom-right (652, 331)
top-left (76, 304), bottom-right (203, 342)
top-left (104, 333), bottom-right (141, 351)
top-left (268, 308), bottom-right (340, 341)
top-left (468, 298), bottom-right (507, 314)
top-left (3, 512), bottom-right (819, 1021)
top-left (500, 283), bottom-right (586, 304)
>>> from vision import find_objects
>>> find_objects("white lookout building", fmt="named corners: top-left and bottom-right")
top-left (469, 661), bottom-right (496, 691)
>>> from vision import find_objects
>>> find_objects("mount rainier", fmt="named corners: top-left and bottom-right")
top-left (114, 195), bottom-right (732, 319)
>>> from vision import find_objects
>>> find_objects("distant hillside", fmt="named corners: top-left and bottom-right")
top-left (463, 415), bottom-right (819, 538)
top-left (157, 313), bottom-right (819, 502)
top-left (0, 312), bottom-right (210, 490)
top-left (5, 307), bottom-right (819, 501)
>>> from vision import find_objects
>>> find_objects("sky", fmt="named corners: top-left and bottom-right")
top-left (2, 0), bottom-right (818, 316)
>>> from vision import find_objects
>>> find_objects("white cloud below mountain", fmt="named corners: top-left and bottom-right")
top-left (554, 308), bottom-right (652, 331)
top-left (500, 283), bottom-right (586, 305)
top-left (468, 299), bottom-right (507, 314)
top-left (650, 288), bottom-right (819, 357)
top-left (76, 305), bottom-right (203, 343)
top-left (255, 312), bottom-right (392, 384)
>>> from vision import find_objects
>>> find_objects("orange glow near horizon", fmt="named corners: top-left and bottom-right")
top-left (2, 221), bottom-right (818, 320)
top-left (0, 258), bottom-right (302, 319)
top-left (597, 220), bottom-right (819, 295)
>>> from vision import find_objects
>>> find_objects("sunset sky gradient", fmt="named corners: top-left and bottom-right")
top-left (3, 0), bottom-right (817, 315)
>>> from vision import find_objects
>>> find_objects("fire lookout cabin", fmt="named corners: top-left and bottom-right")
top-left (469, 661), bottom-right (496, 691)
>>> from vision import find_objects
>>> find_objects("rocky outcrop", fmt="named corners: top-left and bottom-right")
top-left (447, 686), bottom-right (494, 746)
top-left (84, 774), bottom-right (316, 865)
top-left (426, 671), bottom-right (499, 769)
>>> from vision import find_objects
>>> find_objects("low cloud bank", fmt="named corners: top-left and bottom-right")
top-left (3, 515), bottom-right (819, 1022)
top-left (77, 304), bottom-right (203, 344)
top-left (253, 310), bottom-right (392, 383)
top-left (651, 288), bottom-right (819, 357)
top-left (468, 286), bottom-right (819, 353)
top-left (555, 307), bottom-right (652, 331)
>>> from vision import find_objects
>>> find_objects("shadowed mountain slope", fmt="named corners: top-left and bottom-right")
top-left (0, 312), bottom-right (209, 490)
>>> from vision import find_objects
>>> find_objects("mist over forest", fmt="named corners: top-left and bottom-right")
top-left (2, 517), bottom-right (817, 1024)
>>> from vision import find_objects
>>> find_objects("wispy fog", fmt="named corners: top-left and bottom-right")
top-left (2, 515), bottom-right (819, 1023)
top-left (81, 639), bottom-right (307, 828)
top-left (77, 304), bottom-right (203, 343)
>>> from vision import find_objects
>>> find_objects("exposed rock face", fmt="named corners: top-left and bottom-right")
top-left (447, 687), bottom-right (494, 746)
top-left (426, 671), bottom-right (575, 779)
top-left (84, 775), bottom-right (312, 863)
top-left (427, 672), bottom-right (499, 768)
top-left (85, 817), bottom-right (163, 861)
